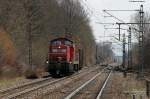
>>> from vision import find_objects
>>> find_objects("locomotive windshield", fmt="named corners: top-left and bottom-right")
top-left (51, 38), bottom-right (73, 46)
top-left (51, 40), bottom-right (61, 45)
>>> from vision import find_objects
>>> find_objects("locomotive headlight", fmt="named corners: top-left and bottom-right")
top-left (46, 61), bottom-right (49, 64)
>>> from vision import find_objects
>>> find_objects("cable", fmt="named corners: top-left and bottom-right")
top-left (80, 0), bottom-right (103, 22)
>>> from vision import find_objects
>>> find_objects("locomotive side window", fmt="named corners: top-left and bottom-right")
top-left (64, 40), bottom-right (73, 45)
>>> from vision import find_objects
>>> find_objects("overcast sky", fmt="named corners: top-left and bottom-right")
top-left (82, 0), bottom-right (150, 40)
top-left (81, 0), bottom-right (150, 56)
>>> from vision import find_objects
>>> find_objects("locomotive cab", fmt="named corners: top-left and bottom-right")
top-left (48, 38), bottom-right (75, 75)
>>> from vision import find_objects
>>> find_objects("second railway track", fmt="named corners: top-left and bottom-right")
top-left (64, 67), bottom-right (113, 99)
top-left (38, 65), bottom-right (112, 99)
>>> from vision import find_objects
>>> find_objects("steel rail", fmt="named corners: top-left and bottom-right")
top-left (64, 68), bottom-right (107, 99)
top-left (0, 77), bottom-right (51, 94)
top-left (96, 70), bottom-right (113, 99)
top-left (0, 67), bottom-right (89, 96)
top-left (5, 66), bottom-right (100, 99)
top-left (6, 78), bottom-right (66, 99)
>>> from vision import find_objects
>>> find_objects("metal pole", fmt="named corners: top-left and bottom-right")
top-left (138, 5), bottom-right (144, 78)
top-left (26, 0), bottom-right (32, 67)
top-left (122, 33), bottom-right (126, 69)
top-left (128, 27), bottom-right (132, 70)
top-left (96, 44), bottom-right (98, 64)
top-left (119, 24), bottom-right (121, 40)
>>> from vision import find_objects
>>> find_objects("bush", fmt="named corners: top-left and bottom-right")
top-left (0, 65), bottom-right (20, 78)
top-left (24, 68), bottom-right (38, 79)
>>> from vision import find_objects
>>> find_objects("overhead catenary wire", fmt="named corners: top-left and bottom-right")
top-left (129, 0), bottom-right (145, 2)
top-left (103, 10), bottom-right (140, 31)
top-left (81, 0), bottom-right (104, 23)
top-left (103, 9), bottom-right (140, 12)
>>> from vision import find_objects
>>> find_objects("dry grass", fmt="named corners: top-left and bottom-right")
top-left (0, 65), bottom-right (22, 78)
top-left (0, 77), bottom-right (28, 90)
top-left (0, 77), bottom-right (22, 86)
top-left (102, 72), bottom-right (148, 99)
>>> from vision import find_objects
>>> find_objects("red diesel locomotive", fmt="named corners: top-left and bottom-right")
top-left (47, 37), bottom-right (83, 75)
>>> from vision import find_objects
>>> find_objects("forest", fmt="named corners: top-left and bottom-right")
top-left (0, 0), bottom-right (96, 77)
top-left (0, 0), bottom-right (115, 78)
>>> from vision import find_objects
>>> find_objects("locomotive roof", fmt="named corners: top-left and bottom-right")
top-left (50, 38), bottom-right (73, 43)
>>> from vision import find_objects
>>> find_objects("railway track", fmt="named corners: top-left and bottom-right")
top-left (96, 70), bottom-right (112, 99)
top-left (64, 67), bottom-right (113, 99)
top-left (1, 66), bottom-right (100, 99)
top-left (0, 77), bottom-right (54, 98)
top-left (37, 65), bottom-right (111, 99)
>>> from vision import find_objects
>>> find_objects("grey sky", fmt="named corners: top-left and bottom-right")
top-left (81, 0), bottom-right (150, 56)
top-left (83, 0), bottom-right (150, 39)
